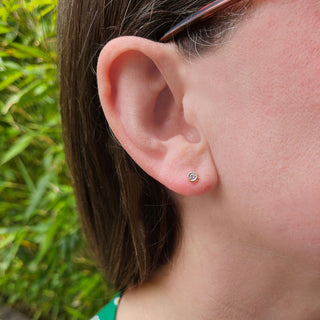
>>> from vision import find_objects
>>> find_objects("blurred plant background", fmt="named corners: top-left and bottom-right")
top-left (0, 0), bottom-right (113, 319)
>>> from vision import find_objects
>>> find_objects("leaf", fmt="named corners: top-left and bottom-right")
top-left (32, 214), bottom-right (59, 264)
top-left (17, 157), bottom-right (35, 192)
top-left (0, 52), bottom-right (9, 58)
top-left (0, 234), bottom-right (15, 249)
top-left (0, 70), bottom-right (23, 91)
top-left (0, 230), bottom-right (27, 272)
top-left (64, 306), bottom-right (87, 320)
top-left (24, 169), bottom-right (54, 220)
top-left (9, 42), bottom-right (51, 61)
top-left (25, 63), bottom-right (56, 75)
top-left (0, 227), bottom-right (24, 236)
top-left (2, 80), bottom-right (41, 114)
top-left (1, 60), bottom-right (22, 70)
top-left (0, 134), bottom-right (34, 166)
top-left (39, 4), bottom-right (56, 17)
top-left (0, 25), bottom-right (11, 34)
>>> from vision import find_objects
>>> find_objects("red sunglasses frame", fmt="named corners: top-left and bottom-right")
top-left (159, 0), bottom-right (242, 42)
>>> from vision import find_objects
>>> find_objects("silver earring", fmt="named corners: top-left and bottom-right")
top-left (188, 172), bottom-right (199, 183)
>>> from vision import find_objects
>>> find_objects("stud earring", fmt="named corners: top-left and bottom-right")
top-left (188, 172), bottom-right (199, 183)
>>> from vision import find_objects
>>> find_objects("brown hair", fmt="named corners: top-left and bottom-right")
top-left (58, 0), bottom-right (249, 291)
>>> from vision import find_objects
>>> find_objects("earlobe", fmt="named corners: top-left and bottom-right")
top-left (97, 36), bottom-right (218, 196)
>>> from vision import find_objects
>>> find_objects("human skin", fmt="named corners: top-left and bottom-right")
top-left (192, 0), bottom-right (320, 266)
top-left (97, 0), bottom-right (320, 318)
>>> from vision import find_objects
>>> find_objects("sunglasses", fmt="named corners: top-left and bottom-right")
top-left (159, 0), bottom-right (242, 42)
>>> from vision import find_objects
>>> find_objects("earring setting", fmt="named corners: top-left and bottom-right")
top-left (188, 172), bottom-right (199, 183)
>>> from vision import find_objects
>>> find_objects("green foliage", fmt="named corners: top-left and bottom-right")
top-left (0, 1), bottom-right (113, 319)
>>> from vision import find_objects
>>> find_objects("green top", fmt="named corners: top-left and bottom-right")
top-left (90, 294), bottom-right (121, 320)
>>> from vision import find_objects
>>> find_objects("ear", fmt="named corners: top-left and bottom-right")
top-left (97, 36), bottom-right (217, 196)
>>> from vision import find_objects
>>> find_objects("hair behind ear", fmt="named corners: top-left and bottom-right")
top-left (58, 0), bottom-right (180, 291)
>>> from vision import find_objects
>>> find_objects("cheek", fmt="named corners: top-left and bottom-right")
top-left (236, 0), bottom-right (320, 117)
top-left (225, 0), bottom-right (320, 197)
top-left (213, 105), bottom-right (320, 263)
top-left (212, 2), bottom-right (320, 193)
top-left (203, 1), bottom-right (320, 260)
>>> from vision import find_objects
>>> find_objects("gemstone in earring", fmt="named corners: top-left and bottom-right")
top-left (188, 172), bottom-right (199, 183)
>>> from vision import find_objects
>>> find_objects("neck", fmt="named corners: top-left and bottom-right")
top-left (118, 193), bottom-right (320, 320)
